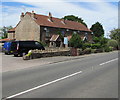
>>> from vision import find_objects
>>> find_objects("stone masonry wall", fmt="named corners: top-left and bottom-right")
top-left (15, 14), bottom-right (40, 41)
top-left (8, 33), bottom-right (15, 39)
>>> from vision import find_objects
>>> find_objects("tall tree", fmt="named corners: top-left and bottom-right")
top-left (109, 28), bottom-right (120, 49)
top-left (62, 15), bottom-right (87, 27)
top-left (90, 22), bottom-right (104, 37)
top-left (0, 26), bottom-right (13, 39)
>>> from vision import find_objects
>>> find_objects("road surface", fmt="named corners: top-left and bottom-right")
top-left (2, 51), bottom-right (118, 99)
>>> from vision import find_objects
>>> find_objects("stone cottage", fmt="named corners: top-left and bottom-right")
top-left (8, 11), bottom-right (92, 47)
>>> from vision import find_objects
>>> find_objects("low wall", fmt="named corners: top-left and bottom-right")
top-left (23, 49), bottom-right (71, 60)
top-left (31, 51), bottom-right (70, 59)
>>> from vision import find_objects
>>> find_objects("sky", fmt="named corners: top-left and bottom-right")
top-left (0, 0), bottom-right (119, 37)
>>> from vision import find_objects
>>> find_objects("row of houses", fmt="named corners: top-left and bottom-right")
top-left (8, 11), bottom-right (93, 47)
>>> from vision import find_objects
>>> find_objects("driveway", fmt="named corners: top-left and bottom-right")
top-left (1, 53), bottom-right (87, 72)
top-left (1, 51), bottom-right (118, 72)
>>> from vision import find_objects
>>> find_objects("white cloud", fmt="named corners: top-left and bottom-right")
top-left (1, 0), bottom-right (118, 37)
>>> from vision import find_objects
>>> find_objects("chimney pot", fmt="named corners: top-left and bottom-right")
top-left (20, 12), bottom-right (24, 20)
top-left (48, 12), bottom-right (53, 22)
top-left (32, 10), bottom-right (34, 13)
top-left (31, 11), bottom-right (35, 19)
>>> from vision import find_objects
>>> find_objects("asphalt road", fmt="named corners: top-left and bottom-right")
top-left (2, 51), bottom-right (118, 99)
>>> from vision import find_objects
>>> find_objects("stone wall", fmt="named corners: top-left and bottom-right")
top-left (31, 51), bottom-right (70, 59)
top-left (15, 14), bottom-right (40, 41)
top-left (23, 48), bottom-right (70, 60)
top-left (40, 26), bottom-right (93, 44)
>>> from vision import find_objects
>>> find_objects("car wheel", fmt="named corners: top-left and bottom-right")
top-left (14, 54), bottom-right (18, 57)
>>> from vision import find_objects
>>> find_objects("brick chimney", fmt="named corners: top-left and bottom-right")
top-left (20, 12), bottom-right (24, 20)
top-left (48, 12), bottom-right (53, 22)
top-left (31, 11), bottom-right (35, 18)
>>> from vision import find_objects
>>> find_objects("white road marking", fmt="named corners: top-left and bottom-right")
top-left (5, 71), bottom-right (82, 99)
top-left (99, 58), bottom-right (118, 66)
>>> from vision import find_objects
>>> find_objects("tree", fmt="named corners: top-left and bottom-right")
top-left (107, 39), bottom-right (119, 50)
top-left (90, 22), bottom-right (104, 37)
top-left (92, 35), bottom-right (108, 49)
top-left (100, 36), bottom-right (108, 48)
top-left (0, 26), bottom-right (13, 39)
top-left (62, 15), bottom-right (87, 27)
top-left (69, 33), bottom-right (82, 48)
top-left (109, 28), bottom-right (120, 49)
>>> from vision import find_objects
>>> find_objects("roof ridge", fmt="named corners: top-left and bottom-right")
top-left (23, 12), bottom-right (91, 32)
top-left (26, 12), bottom-right (84, 25)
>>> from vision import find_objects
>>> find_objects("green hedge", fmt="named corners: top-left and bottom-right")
top-left (104, 46), bottom-right (113, 52)
top-left (91, 43), bottom-right (101, 49)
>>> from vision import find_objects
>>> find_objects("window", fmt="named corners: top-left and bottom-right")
top-left (35, 42), bottom-right (40, 45)
top-left (44, 28), bottom-right (50, 37)
top-left (73, 31), bottom-right (77, 34)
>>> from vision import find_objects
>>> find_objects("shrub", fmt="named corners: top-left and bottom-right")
top-left (107, 39), bottom-right (118, 50)
top-left (91, 49), bottom-right (96, 53)
top-left (82, 43), bottom-right (91, 50)
top-left (104, 46), bottom-right (113, 52)
top-left (93, 36), bottom-right (100, 43)
top-left (69, 33), bottom-right (82, 48)
top-left (91, 43), bottom-right (101, 49)
top-left (83, 48), bottom-right (91, 54)
top-left (38, 41), bottom-right (48, 47)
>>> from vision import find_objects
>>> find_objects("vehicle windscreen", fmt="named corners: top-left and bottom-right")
top-left (11, 42), bottom-right (17, 51)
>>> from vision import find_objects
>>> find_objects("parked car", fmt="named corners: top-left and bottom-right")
top-left (2, 41), bottom-right (13, 54)
top-left (3, 41), bottom-right (45, 56)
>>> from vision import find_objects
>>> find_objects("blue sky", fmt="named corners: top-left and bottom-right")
top-left (1, 0), bottom-right (119, 37)
top-left (2, 2), bottom-right (35, 8)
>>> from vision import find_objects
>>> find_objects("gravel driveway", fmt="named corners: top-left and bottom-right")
top-left (1, 53), bottom-right (81, 72)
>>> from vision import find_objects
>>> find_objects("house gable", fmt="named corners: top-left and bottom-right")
top-left (15, 13), bottom-right (40, 41)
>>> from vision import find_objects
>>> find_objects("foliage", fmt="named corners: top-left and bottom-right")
top-left (91, 49), bottom-right (96, 53)
top-left (57, 31), bottom-right (64, 41)
top-left (90, 22), bottom-right (104, 37)
top-left (0, 26), bottom-right (13, 39)
top-left (83, 48), bottom-right (91, 54)
top-left (69, 33), bottom-right (82, 48)
top-left (109, 28), bottom-right (120, 49)
top-left (82, 43), bottom-right (91, 50)
top-left (91, 43), bottom-right (101, 49)
top-left (93, 36), bottom-right (100, 43)
top-left (38, 41), bottom-right (48, 47)
top-left (62, 15), bottom-right (87, 27)
top-left (104, 46), bottom-right (113, 52)
top-left (92, 36), bottom-right (108, 48)
top-left (100, 36), bottom-right (108, 47)
top-left (107, 39), bottom-right (118, 50)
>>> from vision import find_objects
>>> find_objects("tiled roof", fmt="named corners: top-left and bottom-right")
top-left (0, 38), bottom-right (15, 42)
top-left (8, 28), bottom-right (15, 32)
top-left (26, 12), bottom-right (91, 32)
